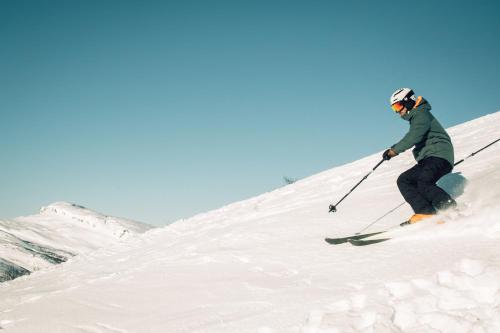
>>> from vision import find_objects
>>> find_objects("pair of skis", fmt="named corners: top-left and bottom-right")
top-left (325, 230), bottom-right (392, 246)
top-left (326, 214), bottom-right (451, 246)
top-left (325, 223), bottom-right (406, 246)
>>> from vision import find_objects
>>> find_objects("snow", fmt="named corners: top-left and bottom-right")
top-left (1, 112), bottom-right (500, 332)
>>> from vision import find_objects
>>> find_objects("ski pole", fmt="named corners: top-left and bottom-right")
top-left (453, 138), bottom-right (500, 167)
top-left (355, 202), bottom-right (405, 234)
top-left (355, 137), bottom-right (500, 233)
top-left (329, 159), bottom-right (385, 213)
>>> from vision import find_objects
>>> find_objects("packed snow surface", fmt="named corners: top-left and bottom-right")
top-left (1, 112), bottom-right (500, 332)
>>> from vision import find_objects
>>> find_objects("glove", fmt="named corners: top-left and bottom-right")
top-left (382, 148), bottom-right (397, 160)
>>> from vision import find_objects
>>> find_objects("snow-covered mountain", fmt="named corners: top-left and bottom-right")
top-left (0, 202), bottom-right (153, 282)
top-left (1, 112), bottom-right (500, 332)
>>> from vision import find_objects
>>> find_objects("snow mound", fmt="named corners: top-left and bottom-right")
top-left (302, 257), bottom-right (500, 333)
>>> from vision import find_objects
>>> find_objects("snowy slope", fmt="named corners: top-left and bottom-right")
top-left (0, 202), bottom-right (153, 282)
top-left (1, 112), bottom-right (500, 332)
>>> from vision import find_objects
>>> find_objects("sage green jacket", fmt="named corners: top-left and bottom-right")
top-left (391, 97), bottom-right (454, 167)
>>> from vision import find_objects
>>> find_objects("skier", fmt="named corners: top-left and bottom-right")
top-left (383, 88), bottom-right (456, 225)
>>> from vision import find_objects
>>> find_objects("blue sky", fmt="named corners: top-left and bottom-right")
top-left (1, 0), bottom-right (499, 225)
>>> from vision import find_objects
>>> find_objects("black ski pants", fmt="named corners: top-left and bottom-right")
top-left (397, 156), bottom-right (455, 215)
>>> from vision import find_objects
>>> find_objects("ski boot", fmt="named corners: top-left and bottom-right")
top-left (400, 213), bottom-right (436, 227)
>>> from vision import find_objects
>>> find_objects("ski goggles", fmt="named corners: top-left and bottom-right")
top-left (391, 101), bottom-right (404, 113)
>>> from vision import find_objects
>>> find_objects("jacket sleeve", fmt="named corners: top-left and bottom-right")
top-left (391, 111), bottom-right (431, 154)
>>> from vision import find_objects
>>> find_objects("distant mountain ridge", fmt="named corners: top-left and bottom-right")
top-left (0, 202), bottom-right (153, 282)
top-left (39, 202), bottom-right (152, 237)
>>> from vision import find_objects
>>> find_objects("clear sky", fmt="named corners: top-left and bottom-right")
top-left (1, 0), bottom-right (499, 225)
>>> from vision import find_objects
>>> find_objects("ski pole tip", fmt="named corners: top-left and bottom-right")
top-left (329, 205), bottom-right (337, 213)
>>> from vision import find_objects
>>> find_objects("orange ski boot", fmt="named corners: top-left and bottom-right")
top-left (400, 213), bottom-right (435, 226)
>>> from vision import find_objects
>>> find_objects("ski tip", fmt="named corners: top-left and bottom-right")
top-left (324, 238), bottom-right (348, 245)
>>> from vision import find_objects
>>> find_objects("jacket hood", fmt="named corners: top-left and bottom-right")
top-left (401, 97), bottom-right (431, 121)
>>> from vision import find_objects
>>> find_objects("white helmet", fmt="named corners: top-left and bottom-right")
top-left (390, 88), bottom-right (417, 109)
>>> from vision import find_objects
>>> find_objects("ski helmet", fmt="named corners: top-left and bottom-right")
top-left (390, 88), bottom-right (417, 112)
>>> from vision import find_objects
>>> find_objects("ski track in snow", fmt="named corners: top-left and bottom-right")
top-left (1, 112), bottom-right (500, 332)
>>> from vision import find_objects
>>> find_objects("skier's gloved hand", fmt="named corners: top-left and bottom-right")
top-left (382, 148), bottom-right (397, 161)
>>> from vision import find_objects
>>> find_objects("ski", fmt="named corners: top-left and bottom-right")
top-left (345, 217), bottom-right (446, 246)
top-left (324, 231), bottom-right (386, 245)
top-left (325, 220), bottom-right (413, 246)
top-left (348, 237), bottom-right (391, 246)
